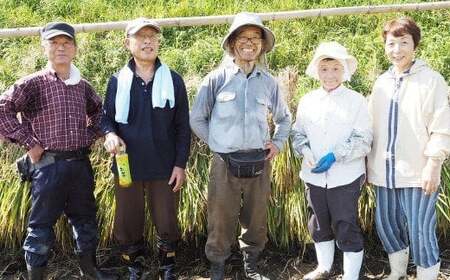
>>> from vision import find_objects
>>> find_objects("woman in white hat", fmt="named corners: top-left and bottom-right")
top-left (190, 12), bottom-right (291, 280)
top-left (292, 41), bottom-right (372, 280)
top-left (368, 18), bottom-right (449, 280)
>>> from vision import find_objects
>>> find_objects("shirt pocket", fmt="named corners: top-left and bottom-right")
top-left (214, 91), bottom-right (237, 119)
top-left (255, 97), bottom-right (268, 122)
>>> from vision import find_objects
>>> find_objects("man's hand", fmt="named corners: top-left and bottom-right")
top-left (421, 158), bottom-right (442, 195)
top-left (104, 132), bottom-right (126, 154)
top-left (27, 144), bottom-right (44, 164)
top-left (264, 142), bottom-right (279, 161)
top-left (169, 166), bottom-right (186, 192)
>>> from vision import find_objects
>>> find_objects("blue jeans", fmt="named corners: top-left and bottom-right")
top-left (23, 158), bottom-right (98, 267)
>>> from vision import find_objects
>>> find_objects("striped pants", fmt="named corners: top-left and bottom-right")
top-left (375, 186), bottom-right (439, 268)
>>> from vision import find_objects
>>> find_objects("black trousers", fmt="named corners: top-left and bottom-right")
top-left (306, 175), bottom-right (364, 252)
top-left (23, 158), bottom-right (98, 267)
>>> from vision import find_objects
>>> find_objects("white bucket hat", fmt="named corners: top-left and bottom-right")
top-left (305, 41), bottom-right (357, 81)
top-left (221, 12), bottom-right (275, 55)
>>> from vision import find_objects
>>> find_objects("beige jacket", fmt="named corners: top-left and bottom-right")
top-left (367, 59), bottom-right (450, 188)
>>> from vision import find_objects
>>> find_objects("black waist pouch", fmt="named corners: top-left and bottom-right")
top-left (16, 154), bottom-right (33, 182)
top-left (15, 153), bottom-right (57, 182)
top-left (219, 149), bottom-right (267, 178)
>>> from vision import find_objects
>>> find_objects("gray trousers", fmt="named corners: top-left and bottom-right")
top-left (205, 154), bottom-right (271, 263)
top-left (306, 175), bottom-right (364, 252)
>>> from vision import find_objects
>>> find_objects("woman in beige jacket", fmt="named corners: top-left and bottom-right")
top-left (368, 17), bottom-right (450, 280)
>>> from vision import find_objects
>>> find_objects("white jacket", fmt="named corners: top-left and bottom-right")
top-left (292, 85), bottom-right (372, 188)
top-left (367, 59), bottom-right (450, 188)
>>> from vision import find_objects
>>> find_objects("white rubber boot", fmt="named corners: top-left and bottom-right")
top-left (303, 240), bottom-right (335, 280)
top-left (417, 262), bottom-right (440, 280)
top-left (383, 247), bottom-right (409, 280)
top-left (342, 250), bottom-right (363, 280)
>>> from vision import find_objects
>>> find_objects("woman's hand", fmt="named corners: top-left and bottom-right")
top-left (421, 158), bottom-right (442, 195)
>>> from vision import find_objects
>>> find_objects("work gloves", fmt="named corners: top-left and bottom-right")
top-left (311, 152), bottom-right (336, 173)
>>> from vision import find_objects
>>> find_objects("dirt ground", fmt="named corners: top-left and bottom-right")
top-left (1, 241), bottom-right (449, 279)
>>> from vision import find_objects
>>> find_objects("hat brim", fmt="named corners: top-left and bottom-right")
top-left (221, 24), bottom-right (275, 54)
top-left (127, 23), bottom-right (161, 36)
top-left (42, 30), bottom-right (74, 40)
top-left (305, 54), bottom-right (357, 81)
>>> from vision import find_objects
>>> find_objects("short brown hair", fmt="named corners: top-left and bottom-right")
top-left (382, 17), bottom-right (421, 49)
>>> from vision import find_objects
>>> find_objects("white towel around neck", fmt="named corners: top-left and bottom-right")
top-left (115, 62), bottom-right (175, 124)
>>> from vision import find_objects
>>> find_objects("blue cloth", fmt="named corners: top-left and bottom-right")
top-left (100, 58), bottom-right (191, 181)
top-left (375, 186), bottom-right (439, 268)
top-left (23, 158), bottom-right (98, 267)
top-left (311, 152), bottom-right (336, 173)
top-left (115, 61), bottom-right (174, 124)
top-left (385, 77), bottom-right (403, 189)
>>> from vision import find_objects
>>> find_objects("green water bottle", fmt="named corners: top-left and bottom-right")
top-left (116, 146), bottom-right (132, 187)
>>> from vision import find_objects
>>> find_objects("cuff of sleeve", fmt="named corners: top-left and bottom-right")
top-left (271, 139), bottom-right (284, 152)
top-left (101, 126), bottom-right (117, 137)
top-left (300, 146), bottom-right (311, 156)
top-left (333, 147), bottom-right (346, 162)
top-left (175, 159), bottom-right (187, 169)
top-left (22, 136), bottom-right (39, 151)
top-left (424, 136), bottom-right (449, 162)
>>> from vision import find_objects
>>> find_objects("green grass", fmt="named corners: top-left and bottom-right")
top-left (0, 0), bottom-right (449, 251)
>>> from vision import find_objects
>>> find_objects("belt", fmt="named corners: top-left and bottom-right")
top-left (45, 147), bottom-right (90, 161)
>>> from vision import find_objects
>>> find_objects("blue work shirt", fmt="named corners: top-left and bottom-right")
top-left (190, 63), bottom-right (291, 153)
top-left (101, 58), bottom-right (191, 181)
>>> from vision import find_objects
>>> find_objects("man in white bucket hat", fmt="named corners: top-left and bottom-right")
top-left (190, 12), bottom-right (291, 280)
top-left (292, 41), bottom-right (372, 280)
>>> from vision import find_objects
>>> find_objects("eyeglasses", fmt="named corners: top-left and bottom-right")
top-left (236, 36), bottom-right (263, 44)
top-left (130, 33), bottom-right (162, 42)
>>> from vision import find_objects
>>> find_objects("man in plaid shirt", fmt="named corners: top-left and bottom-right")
top-left (0, 22), bottom-right (116, 280)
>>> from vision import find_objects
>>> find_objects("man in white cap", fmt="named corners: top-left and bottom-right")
top-left (292, 41), bottom-right (372, 280)
top-left (190, 12), bottom-right (291, 280)
top-left (101, 17), bottom-right (190, 280)
top-left (0, 22), bottom-right (116, 280)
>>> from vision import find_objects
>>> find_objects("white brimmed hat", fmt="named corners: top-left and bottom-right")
top-left (126, 17), bottom-right (161, 36)
top-left (305, 41), bottom-right (357, 81)
top-left (221, 12), bottom-right (275, 55)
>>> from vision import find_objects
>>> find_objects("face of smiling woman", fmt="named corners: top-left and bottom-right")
top-left (318, 59), bottom-right (344, 92)
top-left (231, 26), bottom-right (263, 66)
top-left (385, 33), bottom-right (416, 74)
top-left (126, 26), bottom-right (161, 64)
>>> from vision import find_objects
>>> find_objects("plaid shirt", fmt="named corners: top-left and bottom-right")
top-left (0, 68), bottom-right (102, 151)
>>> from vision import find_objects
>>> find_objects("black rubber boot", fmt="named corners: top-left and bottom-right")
top-left (78, 253), bottom-right (118, 280)
top-left (27, 265), bottom-right (46, 280)
top-left (243, 251), bottom-right (270, 280)
top-left (210, 261), bottom-right (225, 280)
top-left (158, 248), bottom-right (176, 280)
top-left (121, 250), bottom-right (145, 280)
top-left (157, 238), bottom-right (178, 280)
